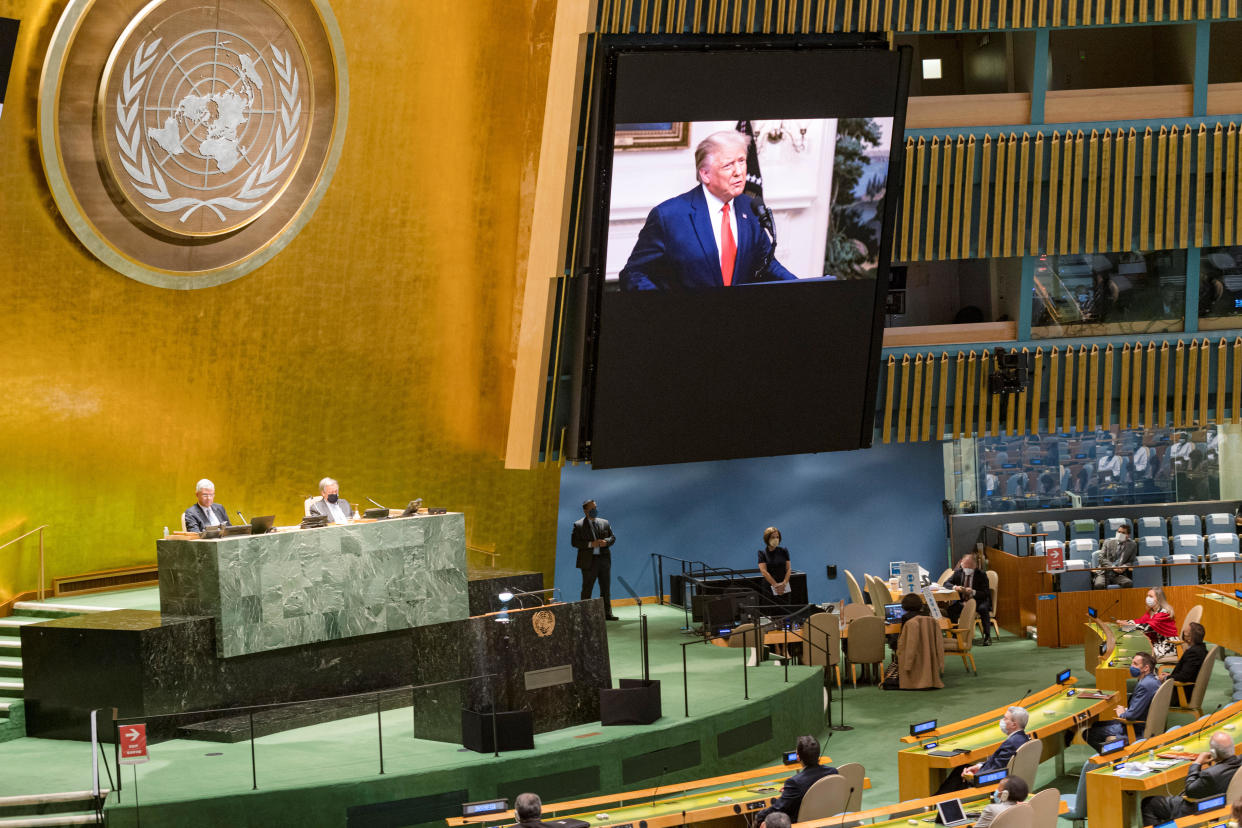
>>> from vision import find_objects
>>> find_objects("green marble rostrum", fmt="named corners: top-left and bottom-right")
top-left (156, 514), bottom-right (468, 657)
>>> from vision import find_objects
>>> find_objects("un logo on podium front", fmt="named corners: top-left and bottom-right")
top-left (40, 0), bottom-right (347, 288)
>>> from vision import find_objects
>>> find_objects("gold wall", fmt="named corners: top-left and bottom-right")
top-left (0, 0), bottom-right (562, 602)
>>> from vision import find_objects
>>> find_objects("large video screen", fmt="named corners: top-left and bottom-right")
top-left (573, 38), bottom-right (910, 468)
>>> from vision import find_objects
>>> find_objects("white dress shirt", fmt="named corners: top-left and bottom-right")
top-left (204, 506), bottom-right (221, 526)
top-left (701, 185), bottom-right (739, 268)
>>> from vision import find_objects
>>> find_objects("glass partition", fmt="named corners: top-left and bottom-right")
top-left (949, 426), bottom-right (1225, 513)
top-left (1198, 246), bottom-right (1242, 330)
top-left (1030, 250), bottom-right (1187, 339)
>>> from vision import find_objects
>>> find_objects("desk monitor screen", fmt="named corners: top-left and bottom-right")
top-left (973, 769), bottom-right (1007, 787)
top-left (1235, 588), bottom-right (1242, 601)
top-left (250, 515), bottom-right (275, 535)
top-left (1056, 668), bottom-right (1072, 684)
top-left (884, 603), bottom-right (905, 624)
top-left (910, 719), bottom-right (936, 737)
top-left (936, 798), bottom-right (970, 827)
top-left (1087, 606), bottom-right (1098, 618)
top-left (783, 750), bottom-right (798, 765)
top-left (461, 799), bottom-right (508, 818)
top-left (1100, 737), bottom-right (1126, 755)
top-left (1196, 795), bottom-right (1227, 813)
top-left (1151, 822), bottom-right (1177, 828)
top-left (363, 507), bottom-right (388, 520)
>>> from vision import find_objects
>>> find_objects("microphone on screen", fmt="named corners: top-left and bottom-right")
top-left (752, 197), bottom-right (776, 238)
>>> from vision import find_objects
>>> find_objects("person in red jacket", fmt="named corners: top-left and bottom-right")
top-left (1123, 586), bottom-right (1178, 661)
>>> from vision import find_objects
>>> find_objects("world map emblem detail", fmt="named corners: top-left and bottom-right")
top-left (40, 0), bottom-right (347, 287)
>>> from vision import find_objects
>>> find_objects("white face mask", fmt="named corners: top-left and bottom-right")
top-left (962, 567), bottom-right (974, 577)
top-left (1116, 532), bottom-right (1126, 541)
top-left (998, 718), bottom-right (1010, 735)
top-left (1146, 596), bottom-right (1157, 608)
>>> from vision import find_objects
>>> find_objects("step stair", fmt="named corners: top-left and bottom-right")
top-left (0, 618), bottom-right (39, 637)
top-left (0, 789), bottom-right (108, 826)
top-left (0, 658), bottom-right (20, 678)
top-left (0, 679), bottom-right (23, 698)
top-left (0, 639), bottom-right (20, 653)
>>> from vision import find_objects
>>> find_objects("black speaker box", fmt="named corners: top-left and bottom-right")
top-left (460, 708), bottom-right (534, 753)
top-left (599, 679), bottom-right (661, 726)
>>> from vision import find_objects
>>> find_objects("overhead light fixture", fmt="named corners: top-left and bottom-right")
top-left (922, 58), bottom-right (942, 80)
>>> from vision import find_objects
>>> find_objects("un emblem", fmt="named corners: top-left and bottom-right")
top-left (40, 0), bottom-right (347, 287)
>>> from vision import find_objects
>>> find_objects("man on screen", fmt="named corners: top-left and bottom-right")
top-left (619, 131), bottom-right (799, 290)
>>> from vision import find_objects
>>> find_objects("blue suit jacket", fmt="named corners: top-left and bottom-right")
top-left (979, 729), bottom-right (1030, 774)
top-left (619, 187), bottom-right (799, 290)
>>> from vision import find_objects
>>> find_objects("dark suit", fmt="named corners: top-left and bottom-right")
top-left (620, 187), bottom-right (799, 290)
top-left (310, 497), bottom-right (352, 523)
top-left (938, 729), bottom-right (1029, 792)
top-left (184, 503), bottom-right (230, 533)
top-left (1094, 537), bottom-right (1138, 588)
top-left (941, 568), bottom-right (993, 642)
top-left (754, 763), bottom-right (838, 824)
top-left (571, 515), bottom-right (616, 605)
top-left (1087, 672), bottom-right (1160, 751)
top-left (1168, 642), bottom-right (1207, 684)
top-left (1142, 754), bottom-right (1242, 824)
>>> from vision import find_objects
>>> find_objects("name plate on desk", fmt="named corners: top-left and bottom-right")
top-left (525, 665), bottom-right (574, 690)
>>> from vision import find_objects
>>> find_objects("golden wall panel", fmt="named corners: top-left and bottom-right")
top-left (0, 0), bottom-right (562, 602)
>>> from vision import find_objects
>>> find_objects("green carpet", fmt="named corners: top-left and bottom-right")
top-left (3, 592), bottom-right (1236, 826)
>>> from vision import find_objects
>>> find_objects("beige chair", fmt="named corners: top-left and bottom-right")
top-left (835, 762), bottom-right (865, 812)
top-left (842, 603), bottom-right (872, 625)
top-left (846, 615), bottom-right (886, 687)
top-left (844, 570), bottom-right (867, 607)
top-left (937, 568), bottom-right (954, 585)
top-left (797, 774), bottom-right (852, 821)
top-left (801, 612), bottom-right (842, 688)
top-left (988, 802), bottom-right (1034, 828)
top-left (866, 577), bottom-right (892, 618)
top-left (1007, 737), bottom-right (1043, 787)
top-left (304, 495), bottom-right (320, 516)
top-left (1225, 768), bottom-right (1242, 807)
top-left (1026, 788), bottom-right (1060, 828)
top-left (1181, 604), bottom-right (1204, 636)
top-left (975, 569), bottom-right (1000, 640)
top-left (1170, 645), bottom-right (1222, 718)
top-left (1119, 677), bottom-right (1175, 743)
top-left (943, 598), bottom-right (978, 674)
top-left (725, 623), bottom-right (762, 666)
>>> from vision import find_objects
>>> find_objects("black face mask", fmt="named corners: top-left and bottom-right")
top-left (326, 493), bottom-right (339, 504)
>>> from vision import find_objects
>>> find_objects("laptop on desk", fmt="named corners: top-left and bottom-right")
top-left (884, 603), bottom-right (905, 624)
top-left (250, 515), bottom-right (276, 535)
top-left (936, 798), bottom-right (973, 827)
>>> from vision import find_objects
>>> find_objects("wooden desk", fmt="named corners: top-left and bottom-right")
top-left (1198, 591), bottom-right (1242, 652)
top-left (1085, 620), bottom-right (1150, 710)
top-left (1086, 700), bottom-right (1242, 828)
top-left (797, 783), bottom-right (1068, 828)
top-left (1148, 801), bottom-right (1236, 828)
top-left (896, 681), bottom-right (1116, 799)
top-left (445, 760), bottom-right (862, 828)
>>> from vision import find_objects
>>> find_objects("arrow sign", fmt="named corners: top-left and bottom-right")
top-left (118, 723), bottom-right (149, 764)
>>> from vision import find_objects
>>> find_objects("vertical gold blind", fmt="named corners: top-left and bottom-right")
top-left (897, 124), bottom-right (1242, 262)
top-left (880, 338), bottom-right (1242, 443)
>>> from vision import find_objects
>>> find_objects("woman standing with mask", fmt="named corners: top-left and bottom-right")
top-left (758, 527), bottom-right (793, 607)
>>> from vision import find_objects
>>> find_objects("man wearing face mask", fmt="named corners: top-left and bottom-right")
top-left (310, 477), bottom-right (352, 524)
top-left (1093, 524), bottom-right (1137, 589)
top-left (940, 553), bottom-right (993, 645)
top-left (1141, 732), bottom-right (1241, 824)
top-left (973, 776), bottom-right (1028, 828)
top-left (1097, 443), bottom-right (1124, 484)
top-left (1085, 652), bottom-right (1160, 752)
top-left (937, 706), bottom-right (1029, 793)
top-left (571, 499), bottom-right (619, 621)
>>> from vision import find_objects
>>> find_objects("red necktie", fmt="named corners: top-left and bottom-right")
top-left (720, 202), bottom-right (736, 287)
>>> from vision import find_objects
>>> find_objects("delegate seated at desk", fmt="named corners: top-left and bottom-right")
top-left (1085, 652), bottom-right (1159, 752)
top-left (1093, 524), bottom-right (1137, 589)
top-left (1161, 622), bottom-right (1207, 684)
top-left (1142, 731), bottom-right (1242, 824)
top-left (937, 706), bottom-right (1030, 793)
top-left (184, 478), bottom-right (230, 533)
top-left (309, 477), bottom-right (352, 524)
top-left (513, 793), bottom-right (555, 828)
top-left (974, 776), bottom-right (1029, 828)
top-left (753, 735), bottom-right (837, 826)
top-left (941, 552), bottom-right (993, 646)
